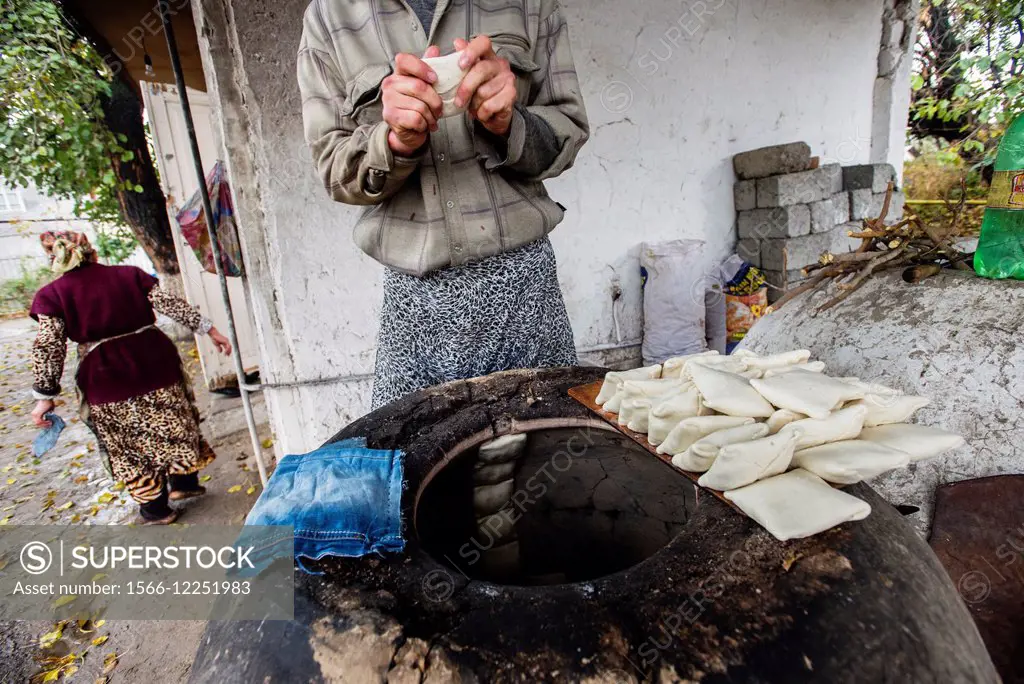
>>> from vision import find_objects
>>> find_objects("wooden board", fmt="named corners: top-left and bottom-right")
top-left (567, 379), bottom-right (741, 511)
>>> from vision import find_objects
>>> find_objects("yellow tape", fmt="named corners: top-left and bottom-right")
top-left (987, 170), bottom-right (1024, 210)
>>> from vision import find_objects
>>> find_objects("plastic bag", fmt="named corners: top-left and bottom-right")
top-left (176, 160), bottom-right (245, 277)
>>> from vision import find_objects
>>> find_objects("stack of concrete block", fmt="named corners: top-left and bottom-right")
top-left (732, 142), bottom-right (904, 301)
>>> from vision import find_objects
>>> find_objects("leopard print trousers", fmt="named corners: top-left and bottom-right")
top-left (89, 383), bottom-right (215, 503)
top-left (371, 237), bottom-right (577, 409)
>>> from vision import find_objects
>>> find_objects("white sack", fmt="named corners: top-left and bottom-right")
top-left (640, 240), bottom-right (708, 365)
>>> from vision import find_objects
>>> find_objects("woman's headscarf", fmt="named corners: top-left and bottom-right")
top-left (40, 231), bottom-right (97, 275)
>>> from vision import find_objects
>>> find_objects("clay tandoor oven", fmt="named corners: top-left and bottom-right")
top-left (192, 368), bottom-right (997, 683)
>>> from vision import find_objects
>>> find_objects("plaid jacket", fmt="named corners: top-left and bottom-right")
top-left (297, 0), bottom-right (589, 276)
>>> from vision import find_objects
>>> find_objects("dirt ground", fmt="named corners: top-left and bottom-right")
top-left (0, 316), bottom-right (274, 683)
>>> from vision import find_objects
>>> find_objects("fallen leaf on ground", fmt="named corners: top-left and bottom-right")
top-left (227, 485), bottom-right (242, 494)
top-left (102, 652), bottom-right (119, 674)
top-left (246, 486), bottom-right (256, 495)
top-left (90, 636), bottom-right (108, 647)
top-left (261, 438), bottom-right (274, 449)
top-left (782, 553), bottom-right (804, 572)
top-left (96, 493), bottom-right (115, 504)
top-left (38, 622), bottom-right (67, 648)
top-left (200, 475), bottom-right (211, 483)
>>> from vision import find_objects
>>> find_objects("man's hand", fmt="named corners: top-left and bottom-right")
top-left (454, 36), bottom-right (518, 137)
top-left (382, 46), bottom-right (444, 156)
top-left (31, 399), bottom-right (55, 428)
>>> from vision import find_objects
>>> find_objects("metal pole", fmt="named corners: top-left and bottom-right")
top-left (158, 1), bottom-right (269, 486)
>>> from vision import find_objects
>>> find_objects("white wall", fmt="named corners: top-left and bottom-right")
top-left (197, 0), bottom-right (899, 455)
top-left (552, 0), bottom-right (883, 357)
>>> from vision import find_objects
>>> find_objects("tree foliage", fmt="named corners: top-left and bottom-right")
top-left (912, 0), bottom-right (1024, 159)
top-left (0, 0), bottom-right (138, 226)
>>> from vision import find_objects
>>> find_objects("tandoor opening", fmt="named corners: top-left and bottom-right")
top-left (416, 426), bottom-right (697, 586)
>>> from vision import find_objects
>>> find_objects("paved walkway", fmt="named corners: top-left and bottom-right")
top-left (0, 317), bottom-right (273, 683)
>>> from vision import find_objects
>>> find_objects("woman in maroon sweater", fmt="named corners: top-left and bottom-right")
top-left (29, 231), bottom-right (232, 524)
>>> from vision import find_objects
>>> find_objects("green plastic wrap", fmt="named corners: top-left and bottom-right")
top-left (975, 114), bottom-right (1024, 279)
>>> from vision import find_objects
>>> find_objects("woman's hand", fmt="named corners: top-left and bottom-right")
top-left (454, 36), bottom-right (518, 137)
top-left (31, 399), bottom-right (55, 428)
top-left (209, 327), bottom-right (233, 356)
top-left (382, 46), bottom-right (444, 156)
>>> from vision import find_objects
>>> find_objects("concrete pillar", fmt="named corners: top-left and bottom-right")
top-left (870, 0), bottom-right (920, 181)
top-left (191, 0), bottom-right (378, 455)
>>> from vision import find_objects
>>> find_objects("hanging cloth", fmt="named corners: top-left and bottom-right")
top-left (176, 160), bottom-right (245, 277)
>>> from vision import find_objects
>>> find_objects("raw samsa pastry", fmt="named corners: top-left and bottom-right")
top-left (672, 422), bottom-right (769, 473)
top-left (750, 369), bottom-right (865, 419)
top-left (688, 363), bottom-right (775, 418)
top-left (858, 424), bottom-right (965, 462)
top-left (740, 349), bottom-right (811, 371)
top-left (647, 386), bottom-right (700, 446)
top-left (763, 361), bottom-right (825, 377)
top-left (766, 409), bottom-right (806, 434)
top-left (656, 415), bottom-right (755, 456)
top-left (779, 405), bottom-right (867, 450)
top-left (697, 431), bottom-right (799, 491)
top-left (724, 469), bottom-right (872, 541)
top-left (851, 394), bottom-right (931, 427)
top-left (792, 439), bottom-right (910, 485)
top-left (662, 351), bottom-right (719, 378)
top-left (596, 365), bottom-right (662, 405)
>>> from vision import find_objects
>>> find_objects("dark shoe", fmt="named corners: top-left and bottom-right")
top-left (169, 486), bottom-right (207, 502)
top-left (139, 510), bottom-right (180, 526)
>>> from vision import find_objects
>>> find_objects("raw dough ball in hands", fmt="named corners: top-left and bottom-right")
top-left (421, 51), bottom-right (469, 118)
